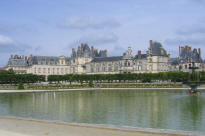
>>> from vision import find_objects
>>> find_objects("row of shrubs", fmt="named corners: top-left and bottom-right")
top-left (47, 72), bottom-right (190, 84)
top-left (1, 69), bottom-right (205, 85)
top-left (0, 70), bottom-right (45, 84)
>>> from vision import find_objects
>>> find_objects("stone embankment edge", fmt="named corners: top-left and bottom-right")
top-left (0, 115), bottom-right (204, 136)
top-left (0, 88), bottom-right (204, 93)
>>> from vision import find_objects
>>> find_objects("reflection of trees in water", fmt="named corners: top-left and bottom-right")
top-left (179, 96), bottom-right (205, 131)
top-left (0, 90), bottom-right (176, 128)
top-left (0, 90), bottom-right (205, 132)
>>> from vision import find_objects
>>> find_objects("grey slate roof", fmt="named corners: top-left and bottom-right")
top-left (32, 56), bottom-right (70, 65)
top-left (180, 49), bottom-right (201, 63)
top-left (32, 56), bottom-right (59, 65)
top-left (8, 58), bottom-right (28, 66)
top-left (135, 54), bottom-right (147, 59)
top-left (150, 42), bottom-right (168, 56)
top-left (91, 56), bottom-right (123, 62)
top-left (169, 58), bottom-right (180, 65)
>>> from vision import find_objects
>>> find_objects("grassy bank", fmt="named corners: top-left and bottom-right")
top-left (0, 83), bottom-right (187, 90)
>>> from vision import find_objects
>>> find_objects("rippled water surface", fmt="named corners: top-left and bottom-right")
top-left (0, 89), bottom-right (205, 132)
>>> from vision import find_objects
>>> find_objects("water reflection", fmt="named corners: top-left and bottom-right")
top-left (0, 90), bottom-right (204, 132)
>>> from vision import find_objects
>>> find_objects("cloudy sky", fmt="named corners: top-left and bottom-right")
top-left (0, 0), bottom-right (205, 66)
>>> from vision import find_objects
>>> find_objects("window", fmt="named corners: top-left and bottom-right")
top-left (38, 68), bottom-right (41, 73)
top-left (53, 68), bottom-right (55, 74)
top-left (34, 67), bottom-right (36, 74)
top-left (61, 68), bottom-right (64, 74)
top-left (127, 62), bottom-right (130, 66)
top-left (108, 64), bottom-right (112, 72)
top-left (73, 67), bottom-right (75, 73)
top-left (102, 64), bottom-right (106, 72)
top-left (43, 68), bottom-right (46, 74)
top-left (138, 66), bottom-right (142, 71)
top-left (91, 65), bottom-right (94, 72)
top-left (124, 61), bottom-right (127, 67)
top-left (48, 68), bottom-right (50, 74)
top-left (57, 68), bottom-right (59, 74)
top-left (96, 64), bottom-right (100, 72)
top-left (149, 65), bottom-right (152, 71)
top-left (65, 68), bottom-right (68, 73)
top-left (114, 63), bottom-right (118, 71)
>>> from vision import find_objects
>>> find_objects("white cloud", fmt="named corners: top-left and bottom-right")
top-left (67, 33), bottom-right (118, 49)
top-left (80, 33), bottom-right (118, 45)
top-left (0, 35), bottom-right (14, 45)
top-left (0, 34), bottom-right (30, 53)
top-left (59, 16), bottom-right (121, 30)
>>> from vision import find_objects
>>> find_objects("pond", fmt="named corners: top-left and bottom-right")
top-left (0, 89), bottom-right (205, 132)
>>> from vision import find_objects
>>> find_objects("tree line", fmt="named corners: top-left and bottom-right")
top-left (0, 70), bottom-right (45, 84)
top-left (47, 72), bottom-right (191, 84)
top-left (1, 70), bottom-right (205, 84)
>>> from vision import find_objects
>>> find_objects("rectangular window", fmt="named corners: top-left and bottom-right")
top-left (48, 68), bottom-right (50, 74)
top-left (57, 68), bottom-right (59, 74)
top-left (38, 68), bottom-right (41, 74)
top-left (108, 64), bottom-right (112, 72)
top-left (34, 68), bottom-right (36, 74)
top-left (53, 68), bottom-right (55, 74)
top-left (43, 68), bottom-right (46, 74)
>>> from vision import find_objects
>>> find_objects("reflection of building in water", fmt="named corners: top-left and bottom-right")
top-left (6, 41), bottom-right (204, 75)
top-left (146, 92), bottom-right (170, 128)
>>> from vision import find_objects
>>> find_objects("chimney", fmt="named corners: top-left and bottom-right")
top-left (193, 48), bottom-right (197, 53)
top-left (179, 46), bottom-right (181, 56)
top-left (11, 55), bottom-right (13, 59)
top-left (105, 49), bottom-right (108, 57)
top-left (150, 40), bottom-right (153, 47)
top-left (185, 46), bottom-right (189, 54)
top-left (15, 55), bottom-right (18, 59)
top-left (81, 43), bottom-right (84, 53)
top-left (78, 46), bottom-right (81, 56)
top-left (138, 50), bottom-right (142, 59)
top-left (29, 54), bottom-right (33, 61)
top-left (91, 46), bottom-right (94, 56)
top-left (25, 56), bottom-right (28, 60)
top-left (168, 54), bottom-right (171, 59)
top-left (198, 48), bottom-right (201, 60)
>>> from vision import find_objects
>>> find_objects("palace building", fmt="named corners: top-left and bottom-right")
top-left (6, 40), bottom-right (204, 75)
